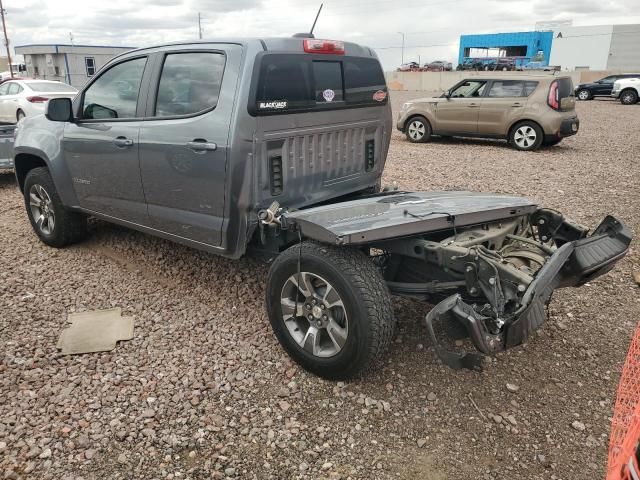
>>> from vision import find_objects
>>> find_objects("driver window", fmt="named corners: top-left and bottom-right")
top-left (601, 76), bottom-right (615, 84)
top-left (82, 57), bottom-right (147, 120)
top-left (0, 83), bottom-right (9, 96)
top-left (450, 81), bottom-right (486, 98)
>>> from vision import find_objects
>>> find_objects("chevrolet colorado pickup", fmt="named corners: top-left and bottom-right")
top-left (13, 37), bottom-right (631, 379)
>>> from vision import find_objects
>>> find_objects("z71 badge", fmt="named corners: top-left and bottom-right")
top-left (258, 101), bottom-right (288, 110)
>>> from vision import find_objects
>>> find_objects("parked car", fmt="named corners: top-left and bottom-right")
top-left (424, 60), bottom-right (452, 71)
top-left (397, 75), bottom-right (579, 151)
top-left (575, 74), bottom-right (640, 101)
top-left (484, 58), bottom-right (516, 71)
top-left (456, 59), bottom-right (484, 71)
top-left (523, 61), bottom-right (555, 71)
top-left (611, 77), bottom-right (640, 105)
top-left (397, 61), bottom-right (421, 72)
top-left (13, 38), bottom-right (629, 380)
top-left (0, 80), bottom-right (78, 123)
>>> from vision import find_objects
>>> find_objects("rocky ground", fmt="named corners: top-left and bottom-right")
top-left (1, 94), bottom-right (638, 480)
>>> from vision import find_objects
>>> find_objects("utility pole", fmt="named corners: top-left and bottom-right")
top-left (398, 32), bottom-right (405, 65)
top-left (198, 12), bottom-right (203, 40)
top-left (0, 0), bottom-right (13, 78)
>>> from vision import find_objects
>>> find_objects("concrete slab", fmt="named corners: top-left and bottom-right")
top-left (57, 308), bottom-right (134, 355)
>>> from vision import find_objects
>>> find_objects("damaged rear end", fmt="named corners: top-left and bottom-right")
top-left (282, 191), bottom-right (631, 370)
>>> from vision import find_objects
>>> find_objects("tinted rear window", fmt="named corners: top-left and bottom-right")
top-left (253, 54), bottom-right (387, 115)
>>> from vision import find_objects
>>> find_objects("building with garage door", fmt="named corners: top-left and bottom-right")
top-left (14, 44), bottom-right (135, 89)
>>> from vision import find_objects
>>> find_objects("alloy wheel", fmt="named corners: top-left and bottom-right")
top-left (407, 120), bottom-right (426, 141)
top-left (280, 271), bottom-right (348, 358)
top-left (577, 90), bottom-right (590, 100)
top-left (514, 125), bottom-right (537, 149)
top-left (621, 92), bottom-right (636, 104)
top-left (29, 184), bottom-right (55, 235)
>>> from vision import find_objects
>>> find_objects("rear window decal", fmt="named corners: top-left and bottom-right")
top-left (258, 101), bottom-right (288, 110)
top-left (373, 90), bottom-right (387, 102)
top-left (322, 89), bottom-right (335, 102)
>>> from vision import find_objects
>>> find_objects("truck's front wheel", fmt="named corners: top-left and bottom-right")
top-left (23, 167), bottom-right (88, 248)
top-left (266, 242), bottom-right (394, 380)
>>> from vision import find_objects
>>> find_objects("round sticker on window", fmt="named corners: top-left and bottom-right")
top-left (323, 89), bottom-right (336, 102)
top-left (373, 90), bottom-right (387, 102)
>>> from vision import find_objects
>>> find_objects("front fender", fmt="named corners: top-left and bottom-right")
top-left (13, 115), bottom-right (79, 207)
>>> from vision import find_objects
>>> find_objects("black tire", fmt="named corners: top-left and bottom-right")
top-left (576, 89), bottom-right (592, 101)
top-left (620, 89), bottom-right (638, 105)
top-left (266, 242), bottom-right (395, 380)
top-left (509, 121), bottom-right (544, 151)
top-left (405, 115), bottom-right (431, 143)
top-left (16, 110), bottom-right (25, 122)
top-left (543, 138), bottom-right (563, 147)
top-left (23, 167), bottom-right (88, 248)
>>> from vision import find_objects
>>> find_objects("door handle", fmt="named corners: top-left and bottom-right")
top-left (511, 102), bottom-right (523, 107)
top-left (186, 140), bottom-right (217, 152)
top-left (467, 103), bottom-right (479, 108)
top-left (113, 136), bottom-right (133, 147)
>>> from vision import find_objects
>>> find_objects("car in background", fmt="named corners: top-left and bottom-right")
top-left (397, 75), bottom-right (579, 151)
top-left (397, 61), bottom-right (421, 72)
top-left (483, 58), bottom-right (516, 71)
top-left (523, 62), bottom-right (557, 72)
top-left (611, 77), bottom-right (640, 105)
top-left (456, 59), bottom-right (484, 71)
top-left (575, 74), bottom-right (640, 101)
top-left (424, 60), bottom-right (452, 71)
top-left (0, 80), bottom-right (78, 123)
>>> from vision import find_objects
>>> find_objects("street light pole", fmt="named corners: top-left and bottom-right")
top-left (0, 0), bottom-right (13, 78)
top-left (398, 32), bottom-right (405, 65)
top-left (198, 12), bottom-right (203, 39)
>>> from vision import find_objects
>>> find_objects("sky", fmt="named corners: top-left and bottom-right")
top-left (3, 0), bottom-right (640, 69)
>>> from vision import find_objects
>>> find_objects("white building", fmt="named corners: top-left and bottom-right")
top-left (549, 24), bottom-right (640, 71)
top-left (14, 44), bottom-right (135, 89)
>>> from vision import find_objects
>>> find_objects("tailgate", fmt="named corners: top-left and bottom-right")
top-left (0, 123), bottom-right (15, 169)
top-left (284, 191), bottom-right (538, 245)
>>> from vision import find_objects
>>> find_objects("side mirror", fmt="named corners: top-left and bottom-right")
top-left (444, 90), bottom-right (451, 99)
top-left (45, 97), bottom-right (73, 122)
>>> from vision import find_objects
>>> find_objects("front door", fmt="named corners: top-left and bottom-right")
top-left (138, 46), bottom-right (240, 246)
top-left (62, 56), bottom-right (150, 224)
top-left (434, 80), bottom-right (487, 134)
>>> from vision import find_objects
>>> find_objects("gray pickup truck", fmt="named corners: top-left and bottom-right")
top-left (13, 37), bottom-right (630, 379)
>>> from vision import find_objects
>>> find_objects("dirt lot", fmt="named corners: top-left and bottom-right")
top-left (1, 94), bottom-right (638, 480)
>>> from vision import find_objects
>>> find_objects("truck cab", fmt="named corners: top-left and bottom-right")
top-left (14, 38), bottom-right (391, 258)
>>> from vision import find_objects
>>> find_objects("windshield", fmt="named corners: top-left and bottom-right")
top-left (25, 82), bottom-right (77, 93)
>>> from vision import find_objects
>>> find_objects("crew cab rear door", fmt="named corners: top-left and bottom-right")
top-left (138, 44), bottom-right (241, 246)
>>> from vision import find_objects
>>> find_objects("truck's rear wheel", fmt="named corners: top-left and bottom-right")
top-left (23, 167), bottom-right (88, 248)
top-left (266, 242), bottom-right (394, 380)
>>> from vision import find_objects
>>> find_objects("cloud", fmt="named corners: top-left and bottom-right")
top-left (3, 0), bottom-right (640, 69)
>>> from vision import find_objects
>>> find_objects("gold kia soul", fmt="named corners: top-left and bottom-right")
top-left (397, 75), bottom-right (579, 151)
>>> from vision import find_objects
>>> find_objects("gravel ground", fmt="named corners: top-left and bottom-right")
top-left (1, 94), bottom-right (638, 480)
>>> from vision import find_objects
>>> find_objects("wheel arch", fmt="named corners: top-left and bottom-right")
top-left (507, 118), bottom-right (544, 138)
top-left (405, 113), bottom-right (433, 132)
top-left (14, 153), bottom-right (47, 193)
top-left (14, 149), bottom-right (80, 207)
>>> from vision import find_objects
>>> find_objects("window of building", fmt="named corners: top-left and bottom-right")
top-left (154, 52), bottom-right (225, 117)
top-left (85, 57), bottom-right (96, 77)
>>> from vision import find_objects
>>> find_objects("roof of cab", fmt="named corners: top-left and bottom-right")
top-left (111, 37), bottom-right (377, 62)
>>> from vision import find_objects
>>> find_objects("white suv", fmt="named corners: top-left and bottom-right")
top-left (611, 77), bottom-right (640, 105)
